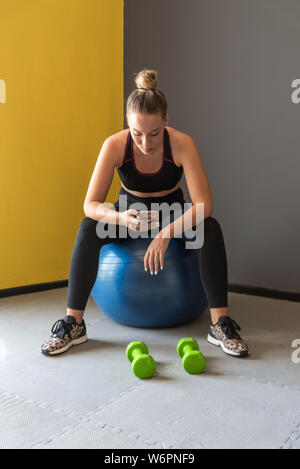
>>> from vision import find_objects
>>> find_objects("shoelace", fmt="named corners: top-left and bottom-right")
top-left (51, 318), bottom-right (73, 339)
top-left (217, 316), bottom-right (242, 340)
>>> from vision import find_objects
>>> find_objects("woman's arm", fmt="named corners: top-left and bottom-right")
top-left (180, 134), bottom-right (213, 214)
top-left (160, 134), bottom-right (213, 238)
top-left (83, 136), bottom-right (122, 224)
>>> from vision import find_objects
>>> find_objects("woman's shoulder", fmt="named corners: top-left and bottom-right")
top-left (110, 126), bottom-right (191, 167)
top-left (165, 127), bottom-right (191, 167)
top-left (103, 129), bottom-right (128, 168)
top-left (108, 129), bottom-right (130, 168)
top-left (166, 127), bottom-right (193, 166)
top-left (166, 126), bottom-right (191, 146)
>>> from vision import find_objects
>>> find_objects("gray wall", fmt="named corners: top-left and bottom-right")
top-left (124, 0), bottom-right (300, 294)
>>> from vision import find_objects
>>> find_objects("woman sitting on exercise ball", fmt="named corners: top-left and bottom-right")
top-left (41, 68), bottom-right (249, 358)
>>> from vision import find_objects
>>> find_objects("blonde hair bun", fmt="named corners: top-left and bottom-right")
top-left (127, 68), bottom-right (167, 119)
top-left (135, 69), bottom-right (158, 91)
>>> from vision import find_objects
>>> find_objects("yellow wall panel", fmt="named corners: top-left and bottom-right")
top-left (0, 0), bottom-right (123, 289)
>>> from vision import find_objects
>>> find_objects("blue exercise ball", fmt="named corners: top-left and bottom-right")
top-left (91, 237), bottom-right (208, 328)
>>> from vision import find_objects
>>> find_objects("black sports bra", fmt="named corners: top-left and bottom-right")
top-left (116, 128), bottom-right (183, 192)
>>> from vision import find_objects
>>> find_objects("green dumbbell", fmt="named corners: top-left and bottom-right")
top-left (177, 338), bottom-right (206, 374)
top-left (126, 341), bottom-right (156, 379)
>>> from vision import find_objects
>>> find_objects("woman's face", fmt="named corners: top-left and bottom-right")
top-left (127, 112), bottom-right (168, 156)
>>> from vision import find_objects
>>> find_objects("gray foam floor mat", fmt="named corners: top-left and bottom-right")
top-left (0, 288), bottom-right (299, 449)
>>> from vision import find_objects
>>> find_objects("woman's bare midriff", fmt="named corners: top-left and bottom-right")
top-left (120, 180), bottom-right (182, 198)
top-left (116, 126), bottom-right (183, 198)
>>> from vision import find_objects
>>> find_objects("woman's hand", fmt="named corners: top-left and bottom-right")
top-left (119, 209), bottom-right (159, 232)
top-left (119, 209), bottom-right (140, 230)
top-left (144, 234), bottom-right (171, 275)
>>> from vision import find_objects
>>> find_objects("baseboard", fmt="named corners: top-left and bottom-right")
top-left (229, 284), bottom-right (300, 302)
top-left (0, 280), bottom-right (299, 302)
top-left (0, 280), bottom-right (68, 298)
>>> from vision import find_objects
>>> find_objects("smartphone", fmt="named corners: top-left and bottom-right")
top-left (136, 210), bottom-right (159, 221)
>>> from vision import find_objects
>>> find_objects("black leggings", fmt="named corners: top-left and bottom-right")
top-left (67, 187), bottom-right (228, 311)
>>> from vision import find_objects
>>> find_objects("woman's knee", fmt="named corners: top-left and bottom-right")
top-left (79, 216), bottom-right (124, 244)
top-left (80, 216), bottom-right (98, 228)
top-left (77, 217), bottom-right (98, 239)
top-left (204, 216), bottom-right (224, 242)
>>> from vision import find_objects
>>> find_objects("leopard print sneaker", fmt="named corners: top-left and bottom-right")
top-left (207, 315), bottom-right (249, 358)
top-left (41, 315), bottom-right (88, 356)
